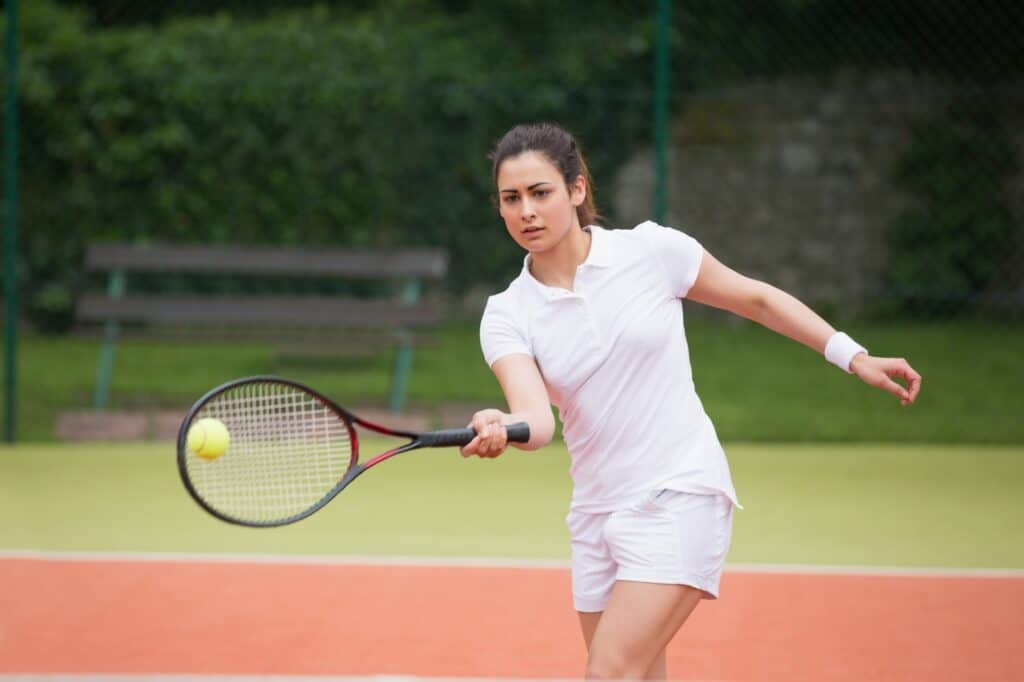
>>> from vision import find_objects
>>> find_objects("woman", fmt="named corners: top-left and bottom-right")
top-left (461, 122), bottom-right (921, 680)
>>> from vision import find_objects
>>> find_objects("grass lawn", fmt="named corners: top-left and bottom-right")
top-left (3, 440), bottom-right (1022, 569)
top-left (10, 319), bottom-right (1024, 443)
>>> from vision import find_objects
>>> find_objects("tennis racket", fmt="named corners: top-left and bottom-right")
top-left (176, 376), bottom-right (529, 527)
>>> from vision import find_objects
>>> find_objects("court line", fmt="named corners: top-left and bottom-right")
top-left (2, 548), bottom-right (1023, 578)
top-left (0, 671), bottom-right (730, 681)
top-left (0, 677), bottom-right (593, 682)
top-left (0, 675), bottom-right (603, 682)
top-left (0, 677), bottom-right (590, 682)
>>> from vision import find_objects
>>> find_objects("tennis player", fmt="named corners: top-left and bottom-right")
top-left (461, 122), bottom-right (922, 681)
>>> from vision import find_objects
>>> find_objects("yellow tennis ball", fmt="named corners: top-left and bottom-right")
top-left (187, 417), bottom-right (230, 460)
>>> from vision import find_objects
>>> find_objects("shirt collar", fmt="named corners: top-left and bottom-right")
top-left (581, 225), bottom-right (612, 268)
top-left (519, 224), bottom-right (613, 282)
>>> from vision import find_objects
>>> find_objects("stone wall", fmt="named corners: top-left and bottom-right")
top-left (612, 69), bottom-right (1023, 317)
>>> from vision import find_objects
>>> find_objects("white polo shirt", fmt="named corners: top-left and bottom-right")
top-left (480, 221), bottom-right (739, 513)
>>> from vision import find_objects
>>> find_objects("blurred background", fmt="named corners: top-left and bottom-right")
top-left (2, 3), bottom-right (1023, 679)
top-left (1, 0), bottom-right (1022, 442)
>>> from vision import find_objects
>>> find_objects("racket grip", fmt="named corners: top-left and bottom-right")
top-left (421, 427), bottom-right (477, 447)
top-left (420, 422), bottom-right (531, 447)
top-left (504, 422), bottom-right (531, 443)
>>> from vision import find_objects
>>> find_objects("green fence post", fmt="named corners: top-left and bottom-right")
top-left (93, 270), bottom-right (125, 410)
top-left (387, 278), bottom-right (422, 412)
top-left (4, 0), bottom-right (19, 442)
top-left (653, 0), bottom-right (671, 224)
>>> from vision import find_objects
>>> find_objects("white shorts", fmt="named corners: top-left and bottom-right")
top-left (566, 489), bottom-right (734, 613)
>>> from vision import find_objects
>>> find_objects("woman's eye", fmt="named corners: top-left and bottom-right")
top-left (503, 195), bottom-right (519, 204)
top-left (533, 190), bottom-right (550, 199)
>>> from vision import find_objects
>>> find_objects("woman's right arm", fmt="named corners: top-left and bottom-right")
top-left (460, 353), bottom-right (555, 458)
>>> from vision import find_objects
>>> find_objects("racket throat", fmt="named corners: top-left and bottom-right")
top-left (340, 444), bottom-right (409, 489)
top-left (361, 443), bottom-right (418, 470)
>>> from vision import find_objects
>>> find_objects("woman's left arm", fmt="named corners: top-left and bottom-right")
top-left (686, 249), bottom-right (922, 405)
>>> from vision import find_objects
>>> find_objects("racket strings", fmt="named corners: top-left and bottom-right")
top-left (184, 381), bottom-right (354, 524)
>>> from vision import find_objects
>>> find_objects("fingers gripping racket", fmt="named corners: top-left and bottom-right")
top-left (177, 376), bottom-right (529, 527)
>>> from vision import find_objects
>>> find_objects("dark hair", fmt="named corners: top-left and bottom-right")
top-left (489, 122), bottom-right (601, 227)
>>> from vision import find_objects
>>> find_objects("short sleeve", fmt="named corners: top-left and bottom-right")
top-left (634, 221), bottom-right (705, 297)
top-left (480, 295), bottom-right (532, 367)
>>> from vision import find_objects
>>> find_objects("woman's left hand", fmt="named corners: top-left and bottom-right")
top-left (849, 354), bottom-right (922, 406)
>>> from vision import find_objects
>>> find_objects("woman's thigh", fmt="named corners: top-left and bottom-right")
top-left (586, 581), bottom-right (704, 678)
top-left (578, 608), bottom-right (670, 682)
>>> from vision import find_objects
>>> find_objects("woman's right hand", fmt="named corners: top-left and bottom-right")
top-left (461, 408), bottom-right (511, 458)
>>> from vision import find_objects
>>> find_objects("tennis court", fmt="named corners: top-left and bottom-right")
top-left (3, 441), bottom-right (1023, 681)
top-left (3, 552), bottom-right (1023, 681)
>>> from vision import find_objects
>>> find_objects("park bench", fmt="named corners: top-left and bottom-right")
top-left (79, 243), bottom-right (448, 412)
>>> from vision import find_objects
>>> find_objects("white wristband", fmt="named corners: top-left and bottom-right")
top-left (824, 332), bottom-right (868, 373)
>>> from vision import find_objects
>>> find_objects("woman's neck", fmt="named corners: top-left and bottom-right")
top-left (529, 224), bottom-right (592, 291)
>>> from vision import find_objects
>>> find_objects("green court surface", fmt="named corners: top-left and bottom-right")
top-left (2, 440), bottom-right (1022, 568)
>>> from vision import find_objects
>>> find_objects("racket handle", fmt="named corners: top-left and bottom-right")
top-left (504, 422), bottom-right (531, 443)
top-left (420, 422), bottom-right (531, 447)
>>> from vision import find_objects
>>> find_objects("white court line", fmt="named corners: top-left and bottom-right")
top-left (0, 549), bottom-right (570, 570)
top-left (0, 671), bottom-right (593, 675)
top-left (0, 677), bottom-right (577, 681)
top-left (0, 677), bottom-right (595, 682)
top-left (0, 671), bottom-right (598, 675)
top-left (2, 548), bottom-right (1023, 578)
top-left (724, 562), bottom-right (1024, 578)
top-left (0, 674), bottom-right (728, 682)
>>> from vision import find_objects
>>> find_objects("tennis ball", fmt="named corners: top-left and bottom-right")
top-left (187, 417), bottom-right (230, 460)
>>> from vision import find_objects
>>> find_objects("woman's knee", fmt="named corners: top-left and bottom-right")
top-left (585, 646), bottom-right (647, 680)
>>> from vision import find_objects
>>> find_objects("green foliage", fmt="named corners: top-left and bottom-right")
top-left (5, 0), bottom-right (653, 332)
top-left (9, 1), bottom-right (1022, 330)
top-left (882, 103), bottom-right (1018, 316)
top-left (671, 0), bottom-right (1024, 88)
top-left (11, 320), bottom-right (1024, 443)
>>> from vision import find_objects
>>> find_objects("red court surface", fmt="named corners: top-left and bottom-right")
top-left (2, 556), bottom-right (1023, 681)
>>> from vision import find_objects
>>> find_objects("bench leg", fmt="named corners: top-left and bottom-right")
top-left (388, 278), bottom-right (422, 412)
top-left (93, 320), bottom-right (118, 410)
top-left (93, 270), bottom-right (125, 411)
top-left (388, 339), bottom-right (413, 412)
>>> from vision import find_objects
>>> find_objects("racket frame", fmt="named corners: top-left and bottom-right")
top-left (176, 375), bottom-right (520, 528)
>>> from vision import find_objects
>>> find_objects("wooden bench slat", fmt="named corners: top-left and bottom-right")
top-left (78, 295), bottom-right (441, 327)
top-left (86, 244), bottom-right (449, 279)
top-left (75, 326), bottom-right (436, 349)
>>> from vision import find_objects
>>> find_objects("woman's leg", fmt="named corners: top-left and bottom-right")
top-left (578, 611), bottom-right (601, 647)
top-left (578, 608), bottom-right (672, 681)
top-left (580, 611), bottom-right (668, 680)
top-left (583, 581), bottom-right (704, 680)
top-left (643, 649), bottom-right (668, 681)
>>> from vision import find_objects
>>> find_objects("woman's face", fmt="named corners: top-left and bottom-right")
top-left (496, 151), bottom-right (585, 254)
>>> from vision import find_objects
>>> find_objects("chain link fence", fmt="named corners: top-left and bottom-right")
top-left (4, 0), bottom-right (1023, 328)
top-left (649, 1), bottom-right (1024, 321)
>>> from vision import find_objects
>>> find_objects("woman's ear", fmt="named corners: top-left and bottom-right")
top-left (570, 174), bottom-right (587, 207)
